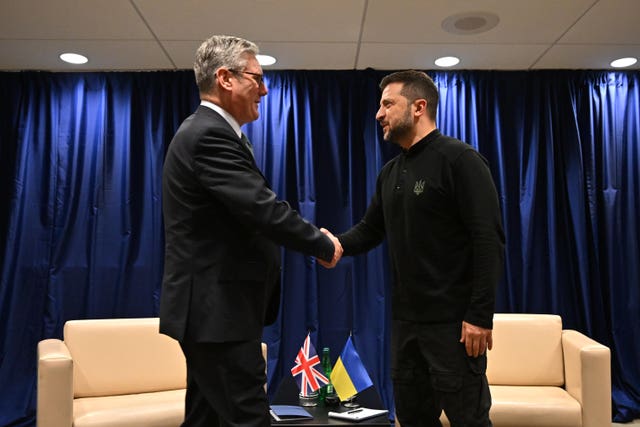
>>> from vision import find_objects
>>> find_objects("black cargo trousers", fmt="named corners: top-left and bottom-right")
top-left (392, 320), bottom-right (492, 427)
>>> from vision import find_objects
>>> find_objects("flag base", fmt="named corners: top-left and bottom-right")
top-left (298, 391), bottom-right (319, 406)
top-left (342, 394), bottom-right (360, 408)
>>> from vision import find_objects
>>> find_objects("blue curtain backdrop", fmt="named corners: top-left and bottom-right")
top-left (0, 69), bottom-right (638, 426)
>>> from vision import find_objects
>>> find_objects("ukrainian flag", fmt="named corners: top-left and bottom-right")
top-left (330, 336), bottom-right (373, 401)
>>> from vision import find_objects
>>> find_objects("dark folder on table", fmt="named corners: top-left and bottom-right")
top-left (269, 405), bottom-right (313, 422)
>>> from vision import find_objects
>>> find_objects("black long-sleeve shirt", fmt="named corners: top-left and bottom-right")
top-left (338, 129), bottom-right (505, 329)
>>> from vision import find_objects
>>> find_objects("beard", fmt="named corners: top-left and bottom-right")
top-left (382, 108), bottom-right (413, 144)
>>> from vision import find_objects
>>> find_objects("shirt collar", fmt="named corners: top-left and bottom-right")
top-left (404, 129), bottom-right (441, 156)
top-left (200, 100), bottom-right (242, 138)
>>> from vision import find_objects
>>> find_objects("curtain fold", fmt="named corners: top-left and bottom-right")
top-left (0, 69), bottom-right (638, 426)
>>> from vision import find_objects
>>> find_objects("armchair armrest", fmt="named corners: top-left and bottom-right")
top-left (37, 339), bottom-right (73, 427)
top-left (562, 329), bottom-right (611, 427)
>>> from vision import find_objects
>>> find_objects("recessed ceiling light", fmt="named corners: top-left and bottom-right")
top-left (610, 57), bottom-right (637, 68)
top-left (435, 56), bottom-right (460, 68)
top-left (257, 54), bottom-right (276, 66)
top-left (442, 11), bottom-right (499, 35)
top-left (59, 53), bottom-right (88, 65)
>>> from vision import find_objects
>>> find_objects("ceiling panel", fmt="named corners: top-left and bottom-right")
top-left (163, 40), bottom-right (359, 70)
top-left (361, 0), bottom-right (595, 43)
top-left (0, 40), bottom-right (173, 71)
top-left (135, 0), bottom-right (365, 42)
top-left (0, 0), bottom-right (152, 39)
top-left (0, 0), bottom-right (638, 71)
top-left (248, 42), bottom-right (359, 70)
top-left (534, 44), bottom-right (640, 69)
top-left (357, 43), bottom-right (550, 70)
top-left (558, 0), bottom-right (640, 44)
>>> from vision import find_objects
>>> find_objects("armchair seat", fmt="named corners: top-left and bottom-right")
top-left (73, 389), bottom-right (186, 427)
top-left (489, 385), bottom-right (582, 427)
top-left (38, 318), bottom-right (267, 427)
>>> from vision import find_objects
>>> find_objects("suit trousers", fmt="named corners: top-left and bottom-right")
top-left (179, 338), bottom-right (270, 427)
top-left (391, 320), bottom-right (492, 427)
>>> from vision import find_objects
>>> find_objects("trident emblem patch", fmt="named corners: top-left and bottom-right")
top-left (413, 179), bottom-right (425, 195)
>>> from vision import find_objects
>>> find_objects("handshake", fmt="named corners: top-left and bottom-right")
top-left (318, 228), bottom-right (343, 269)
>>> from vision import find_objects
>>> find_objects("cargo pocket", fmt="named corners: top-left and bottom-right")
top-left (467, 353), bottom-right (487, 375)
top-left (431, 370), bottom-right (466, 425)
top-left (430, 370), bottom-right (463, 393)
top-left (392, 366), bottom-right (428, 383)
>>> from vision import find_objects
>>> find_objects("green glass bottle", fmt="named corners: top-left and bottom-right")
top-left (320, 347), bottom-right (337, 404)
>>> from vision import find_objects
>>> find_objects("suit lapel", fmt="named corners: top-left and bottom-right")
top-left (195, 106), bottom-right (269, 185)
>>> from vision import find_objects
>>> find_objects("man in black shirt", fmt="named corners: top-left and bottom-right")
top-left (321, 70), bottom-right (504, 426)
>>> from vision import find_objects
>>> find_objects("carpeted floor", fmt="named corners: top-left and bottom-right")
top-left (613, 419), bottom-right (640, 426)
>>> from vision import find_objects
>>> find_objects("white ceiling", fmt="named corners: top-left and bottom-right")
top-left (1, 0), bottom-right (639, 71)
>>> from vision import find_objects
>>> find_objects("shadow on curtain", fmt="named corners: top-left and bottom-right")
top-left (0, 69), bottom-right (638, 426)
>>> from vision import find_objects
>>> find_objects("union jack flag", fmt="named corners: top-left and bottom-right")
top-left (291, 333), bottom-right (329, 396)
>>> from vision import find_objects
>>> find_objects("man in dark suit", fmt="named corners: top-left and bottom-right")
top-left (160, 35), bottom-right (342, 427)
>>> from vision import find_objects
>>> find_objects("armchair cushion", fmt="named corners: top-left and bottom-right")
top-left (64, 318), bottom-right (185, 398)
top-left (487, 313), bottom-right (564, 386)
top-left (38, 318), bottom-right (269, 427)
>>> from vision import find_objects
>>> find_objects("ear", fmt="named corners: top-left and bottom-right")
top-left (413, 99), bottom-right (428, 117)
top-left (216, 68), bottom-right (235, 92)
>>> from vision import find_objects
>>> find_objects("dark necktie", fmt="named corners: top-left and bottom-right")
top-left (240, 133), bottom-right (254, 158)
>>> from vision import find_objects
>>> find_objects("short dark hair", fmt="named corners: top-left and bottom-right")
top-left (379, 70), bottom-right (439, 120)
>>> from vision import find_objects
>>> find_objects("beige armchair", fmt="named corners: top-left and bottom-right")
top-left (395, 313), bottom-right (611, 427)
top-left (37, 317), bottom-right (267, 427)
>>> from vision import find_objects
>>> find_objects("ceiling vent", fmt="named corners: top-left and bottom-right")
top-left (442, 11), bottom-right (499, 35)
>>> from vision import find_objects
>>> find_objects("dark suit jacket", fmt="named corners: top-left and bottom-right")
top-left (160, 105), bottom-right (333, 342)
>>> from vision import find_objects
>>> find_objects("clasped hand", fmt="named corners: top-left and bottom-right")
top-left (317, 228), bottom-right (343, 268)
